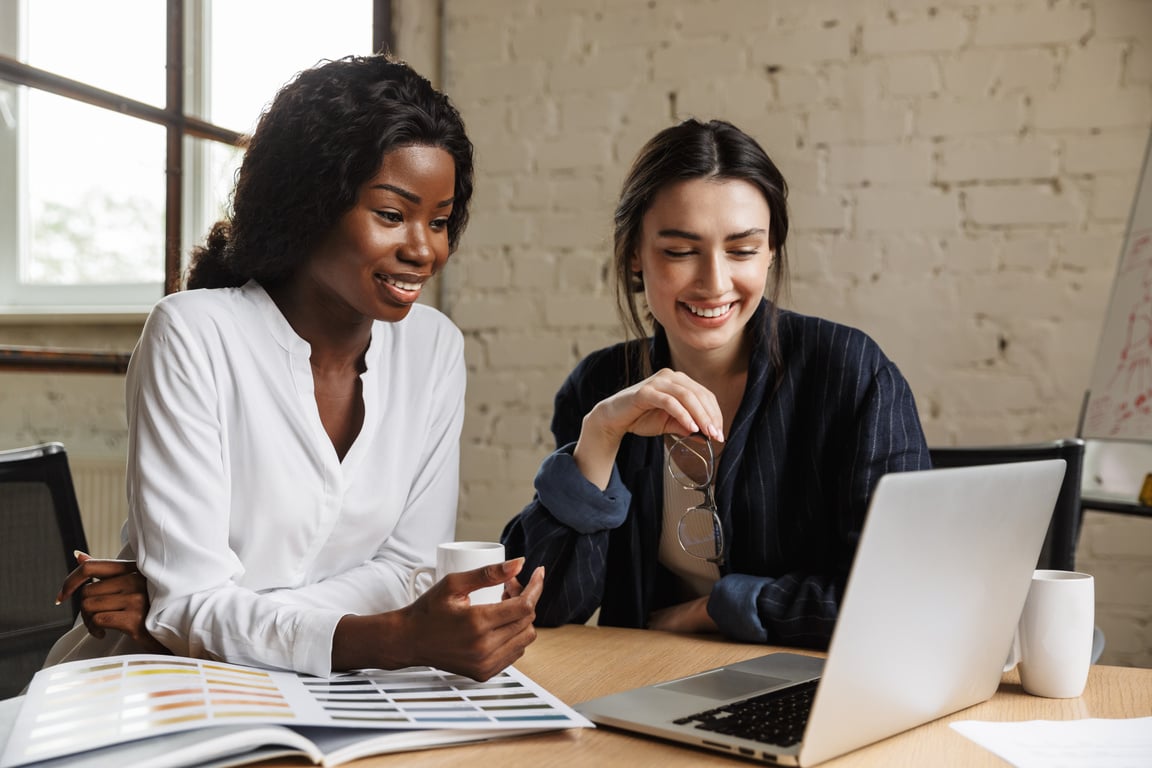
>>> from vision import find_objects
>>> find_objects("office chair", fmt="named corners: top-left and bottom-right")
top-left (0, 442), bottom-right (89, 698)
top-left (928, 438), bottom-right (1104, 663)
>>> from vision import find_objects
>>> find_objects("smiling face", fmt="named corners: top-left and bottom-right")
top-left (632, 177), bottom-right (774, 369)
top-left (301, 144), bottom-right (456, 324)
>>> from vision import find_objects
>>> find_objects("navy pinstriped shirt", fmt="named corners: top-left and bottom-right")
top-left (502, 300), bottom-right (930, 649)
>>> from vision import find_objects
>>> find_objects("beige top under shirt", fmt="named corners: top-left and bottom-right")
top-left (658, 444), bottom-right (722, 601)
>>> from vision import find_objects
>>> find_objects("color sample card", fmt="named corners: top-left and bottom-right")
top-left (1, 655), bottom-right (591, 767)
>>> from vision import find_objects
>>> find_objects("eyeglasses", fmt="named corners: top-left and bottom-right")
top-left (666, 433), bottom-right (724, 566)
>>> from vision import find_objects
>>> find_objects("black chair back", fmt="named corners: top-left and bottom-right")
top-left (929, 439), bottom-right (1085, 572)
top-left (0, 442), bottom-right (88, 698)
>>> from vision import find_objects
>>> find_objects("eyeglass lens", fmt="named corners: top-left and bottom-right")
top-left (678, 507), bottom-right (723, 561)
top-left (667, 434), bottom-right (713, 489)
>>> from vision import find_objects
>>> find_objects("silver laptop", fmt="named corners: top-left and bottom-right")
top-left (575, 460), bottom-right (1066, 766)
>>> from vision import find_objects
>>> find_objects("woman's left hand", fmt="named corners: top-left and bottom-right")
top-left (56, 552), bottom-right (168, 652)
top-left (647, 597), bottom-right (718, 634)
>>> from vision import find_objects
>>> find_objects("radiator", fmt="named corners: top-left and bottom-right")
top-left (70, 459), bottom-right (128, 558)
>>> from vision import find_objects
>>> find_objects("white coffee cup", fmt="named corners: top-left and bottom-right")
top-left (1003, 569), bottom-right (1095, 698)
top-left (406, 541), bottom-right (506, 606)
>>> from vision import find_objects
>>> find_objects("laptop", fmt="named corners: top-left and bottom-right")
top-left (574, 460), bottom-right (1066, 766)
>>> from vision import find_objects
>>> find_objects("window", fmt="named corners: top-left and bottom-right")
top-left (0, 0), bottom-right (385, 314)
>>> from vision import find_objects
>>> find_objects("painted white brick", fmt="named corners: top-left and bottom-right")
top-left (1061, 41), bottom-right (1128, 90)
top-left (861, 14), bottom-right (970, 55)
top-left (487, 332), bottom-right (575, 369)
top-left (965, 185), bottom-right (1081, 227)
top-left (856, 188), bottom-right (959, 231)
top-left (1093, 175), bottom-right (1142, 221)
top-left (886, 56), bottom-right (941, 97)
top-left (1063, 131), bottom-right (1151, 175)
top-left (823, 61), bottom-right (885, 106)
top-left (448, 60), bottom-right (546, 102)
top-left (460, 445), bottom-right (507, 484)
top-left (535, 212), bottom-right (613, 248)
top-left (829, 142), bottom-right (935, 187)
top-left (451, 295), bottom-right (539, 330)
top-left (1032, 88), bottom-right (1152, 131)
top-left (748, 25), bottom-right (854, 67)
top-left (443, 18), bottom-right (508, 63)
top-left (476, 138), bottom-right (535, 174)
top-left (678, 75), bottom-right (774, 119)
top-left (492, 408), bottom-right (540, 448)
top-left (1095, 0), bottom-right (1152, 41)
top-left (453, 251), bottom-right (511, 291)
top-left (510, 15), bottom-right (581, 62)
top-left (507, 247), bottom-right (559, 290)
top-left (559, 91), bottom-right (628, 133)
top-left (972, 5), bottom-right (1092, 48)
top-left (536, 132), bottom-right (614, 172)
top-left (543, 294), bottom-right (620, 328)
top-left (775, 70), bottom-right (824, 108)
top-left (770, 149), bottom-right (820, 193)
top-left (789, 192), bottom-right (847, 232)
top-left (447, 0), bottom-right (535, 23)
top-left (1058, 232), bottom-right (1126, 272)
top-left (556, 252), bottom-right (613, 293)
top-left (509, 97), bottom-right (559, 136)
top-left (581, 5), bottom-right (681, 48)
top-left (999, 235), bottom-right (1055, 272)
top-left (917, 98), bottom-right (1024, 138)
top-left (652, 40), bottom-right (749, 84)
top-left (938, 233), bottom-right (1002, 272)
top-left (937, 138), bottom-right (1058, 183)
top-left (457, 210), bottom-right (534, 248)
top-left (1127, 42), bottom-right (1152, 86)
top-left (681, 0), bottom-right (776, 39)
top-left (550, 49), bottom-right (649, 94)
top-left (808, 105), bottom-right (910, 144)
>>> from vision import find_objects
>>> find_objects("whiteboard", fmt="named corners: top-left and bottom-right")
top-left (1082, 132), bottom-right (1152, 440)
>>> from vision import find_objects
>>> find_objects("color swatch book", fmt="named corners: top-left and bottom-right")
top-left (0, 654), bottom-right (593, 768)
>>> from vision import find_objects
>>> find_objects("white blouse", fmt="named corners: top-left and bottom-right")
top-left (123, 281), bottom-right (464, 676)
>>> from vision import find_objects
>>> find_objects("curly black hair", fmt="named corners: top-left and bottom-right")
top-left (186, 55), bottom-right (474, 290)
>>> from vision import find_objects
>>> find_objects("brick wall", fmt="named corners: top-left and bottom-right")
top-left (423, 0), bottom-right (1152, 666)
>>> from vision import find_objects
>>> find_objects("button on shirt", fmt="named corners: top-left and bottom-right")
top-left (125, 281), bottom-right (464, 676)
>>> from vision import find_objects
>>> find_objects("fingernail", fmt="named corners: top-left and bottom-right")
top-left (74, 550), bottom-right (89, 560)
top-left (54, 598), bottom-right (62, 606)
top-left (503, 557), bottom-right (525, 573)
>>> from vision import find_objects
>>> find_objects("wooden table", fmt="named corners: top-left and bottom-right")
top-left (265, 624), bottom-right (1152, 767)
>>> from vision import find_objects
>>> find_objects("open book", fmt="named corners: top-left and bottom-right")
top-left (0, 655), bottom-right (592, 768)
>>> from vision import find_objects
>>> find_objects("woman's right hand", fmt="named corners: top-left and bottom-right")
top-left (334, 558), bottom-right (544, 681)
top-left (56, 552), bottom-right (168, 652)
top-left (574, 368), bottom-right (724, 488)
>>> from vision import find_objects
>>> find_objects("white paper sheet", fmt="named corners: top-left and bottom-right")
top-left (951, 717), bottom-right (1152, 768)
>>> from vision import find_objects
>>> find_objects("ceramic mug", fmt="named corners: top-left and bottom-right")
top-left (1004, 569), bottom-right (1095, 698)
top-left (406, 541), bottom-right (506, 606)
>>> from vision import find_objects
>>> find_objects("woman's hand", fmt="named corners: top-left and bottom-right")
top-left (334, 558), bottom-right (544, 681)
top-left (575, 368), bottom-right (724, 488)
top-left (647, 597), bottom-right (718, 634)
top-left (56, 552), bottom-right (168, 652)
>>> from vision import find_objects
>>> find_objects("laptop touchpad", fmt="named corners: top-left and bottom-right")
top-left (658, 669), bottom-right (791, 700)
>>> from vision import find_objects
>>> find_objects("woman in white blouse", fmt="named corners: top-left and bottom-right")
top-left (49, 55), bottom-right (542, 681)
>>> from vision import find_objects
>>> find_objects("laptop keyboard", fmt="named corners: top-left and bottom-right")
top-left (672, 678), bottom-right (818, 747)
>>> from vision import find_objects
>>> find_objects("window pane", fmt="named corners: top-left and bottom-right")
top-left (204, 0), bottom-right (374, 132)
top-left (26, 91), bottom-right (164, 285)
top-left (184, 135), bottom-right (244, 266)
top-left (26, 0), bottom-right (165, 108)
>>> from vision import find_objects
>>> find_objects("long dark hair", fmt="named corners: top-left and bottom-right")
top-left (612, 118), bottom-right (790, 379)
top-left (186, 55), bottom-right (474, 289)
